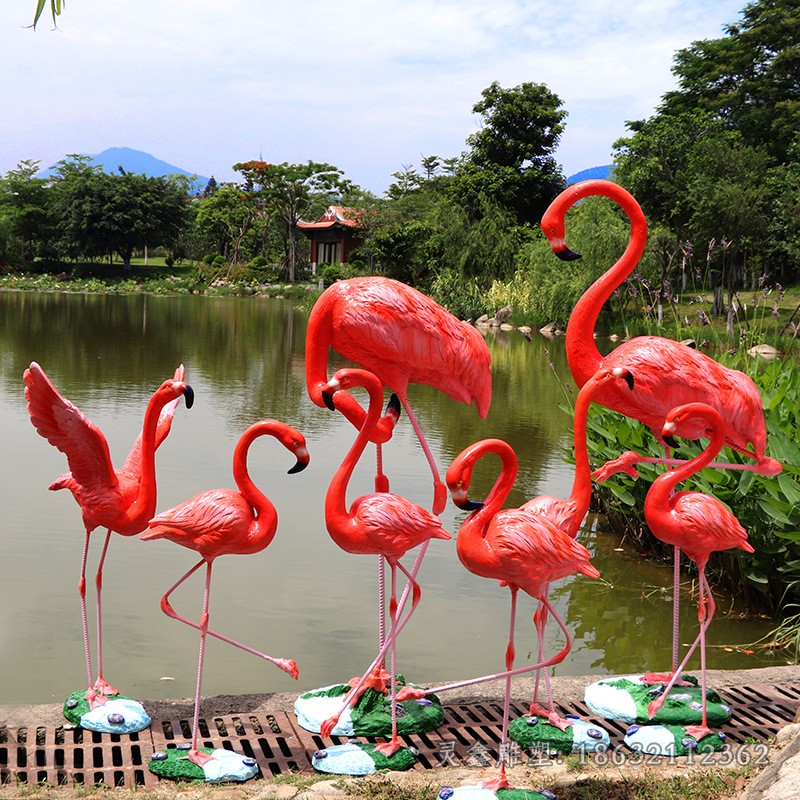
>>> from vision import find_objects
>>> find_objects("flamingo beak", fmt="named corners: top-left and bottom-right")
top-left (555, 246), bottom-right (582, 261)
top-left (624, 372), bottom-right (634, 391)
top-left (451, 486), bottom-right (483, 511)
top-left (182, 385), bottom-right (195, 409)
top-left (321, 389), bottom-right (336, 411)
top-left (288, 448), bottom-right (309, 474)
top-left (663, 435), bottom-right (679, 450)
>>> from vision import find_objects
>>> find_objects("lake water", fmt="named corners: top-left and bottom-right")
top-left (0, 290), bottom-right (785, 707)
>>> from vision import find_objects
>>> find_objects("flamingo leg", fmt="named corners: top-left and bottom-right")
top-left (594, 452), bottom-right (781, 482)
top-left (374, 564), bottom-right (402, 756)
top-left (320, 558), bottom-right (422, 738)
top-left (647, 569), bottom-right (717, 726)
top-left (396, 597), bottom-right (573, 700)
top-left (672, 546), bottom-right (681, 673)
top-left (93, 529), bottom-right (118, 696)
top-left (684, 573), bottom-right (717, 741)
top-left (78, 529), bottom-right (95, 694)
top-left (161, 559), bottom-right (298, 678)
top-left (397, 394), bottom-right (446, 514)
top-left (483, 587), bottom-right (518, 791)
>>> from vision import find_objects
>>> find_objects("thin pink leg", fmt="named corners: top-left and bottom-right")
top-left (93, 529), bottom-right (118, 696)
top-left (684, 573), bottom-right (716, 740)
top-left (375, 446), bottom-right (387, 659)
top-left (397, 395), bottom-right (445, 514)
top-left (672, 546), bottom-right (681, 672)
top-left (397, 597), bottom-right (573, 700)
top-left (374, 564), bottom-right (402, 756)
top-left (594, 452), bottom-right (781, 481)
top-left (161, 559), bottom-right (298, 678)
top-left (648, 569), bottom-right (717, 724)
top-left (78, 529), bottom-right (94, 691)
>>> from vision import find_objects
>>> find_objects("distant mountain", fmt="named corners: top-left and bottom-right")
top-left (40, 147), bottom-right (210, 192)
top-left (566, 165), bottom-right (613, 184)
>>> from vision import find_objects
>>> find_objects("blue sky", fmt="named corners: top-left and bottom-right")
top-left (2, 0), bottom-right (745, 195)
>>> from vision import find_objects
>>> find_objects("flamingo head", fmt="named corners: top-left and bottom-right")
top-left (540, 205), bottom-right (582, 261)
top-left (445, 463), bottom-right (483, 512)
top-left (275, 424), bottom-right (310, 474)
top-left (321, 368), bottom-right (382, 411)
top-left (661, 402), bottom-right (723, 451)
top-left (160, 379), bottom-right (194, 408)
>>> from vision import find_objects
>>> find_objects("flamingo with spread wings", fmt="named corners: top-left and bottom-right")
top-left (23, 362), bottom-right (193, 712)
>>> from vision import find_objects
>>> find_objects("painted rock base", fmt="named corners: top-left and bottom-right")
top-left (311, 742), bottom-right (417, 775)
top-left (295, 676), bottom-right (444, 737)
top-left (624, 723), bottom-right (727, 756)
top-left (584, 674), bottom-right (732, 726)
top-left (148, 745), bottom-right (259, 782)
top-left (63, 690), bottom-right (151, 733)
top-left (508, 715), bottom-right (611, 754)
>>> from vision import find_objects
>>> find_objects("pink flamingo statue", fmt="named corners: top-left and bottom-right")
top-left (400, 437), bottom-right (601, 789)
top-left (305, 277), bottom-right (490, 698)
top-left (315, 368), bottom-right (451, 759)
top-left (23, 362), bottom-right (193, 721)
top-left (543, 179), bottom-right (780, 675)
top-left (644, 403), bottom-right (753, 743)
top-left (140, 420), bottom-right (307, 781)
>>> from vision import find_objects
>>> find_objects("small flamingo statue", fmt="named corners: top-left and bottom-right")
top-left (141, 420), bottom-right (308, 782)
top-left (641, 403), bottom-right (752, 750)
top-left (307, 368), bottom-right (450, 771)
top-left (23, 362), bottom-right (193, 731)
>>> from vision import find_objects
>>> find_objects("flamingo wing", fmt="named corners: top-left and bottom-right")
top-left (353, 493), bottom-right (450, 558)
top-left (142, 489), bottom-right (260, 557)
top-left (24, 362), bottom-right (117, 490)
top-left (121, 365), bottom-right (186, 477)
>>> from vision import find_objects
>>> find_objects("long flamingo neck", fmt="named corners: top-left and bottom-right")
top-left (565, 182), bottom-right (648, 387)
top-left (131, 390), bottom-right (174, 518)
top-left (568, 383), bottom-right (596, 518)
top-left (466, 440), bottom-right (518, 527)
top-left (232, 425), bottom-right (275, 522)
top-left (325, 375), bottom-right (384, 521)
top-left (649, 410), bottom-right (726, 505)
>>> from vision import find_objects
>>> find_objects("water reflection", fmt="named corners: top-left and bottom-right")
top-left (0, 291), bottom-right (784, 706)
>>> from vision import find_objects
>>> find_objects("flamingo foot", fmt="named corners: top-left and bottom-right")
top-left (320, 716), bottom-right (339, 739)
top-left (755, 457), bottom-right (782, 476)
top-left (275, 658), bottom-right (299, 680)
top-left (482, 767), bottom-right (511, 791)
top-left (93, 677), bottom-right (119, 696)
top-left (348, 666), bottom-right (390, 700)
top-left (374, 737), bottom-right (403, 757)
top-left (85, 688), bottom-right (109, 709)
top-left (684, 724), bottom-right (714, 741)
top-left (433, 480), bottom-right (447, 515)
top-left (395, 686), bottom-right (427, 702)
top-left (592, 452), bottom-right (641, 482)
top-left (647, 698), bottom-right (664, 719)
top-left (186, 749), bottom-right (216, 768)
top-left (528, 702), bottom-right (573, 732)
top-left (642, 672), bottom-right (694, 686)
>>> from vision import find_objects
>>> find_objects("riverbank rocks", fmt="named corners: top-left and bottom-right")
top-left (748, 343), bottom-right (779, 359)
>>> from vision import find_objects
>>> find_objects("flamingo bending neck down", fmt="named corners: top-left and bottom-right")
top-left (23, 362), bottom-right (193, 708)
top-left (644, 403), bottom-right (753, 741)
top-left (140, 420), bottom-right (308, 772)
top-left (318, 367), bottom-right (451, 757)
top-left (305, 276), bottom-right (492, 514)
top-left (399, 438), bottom-right (600, 790)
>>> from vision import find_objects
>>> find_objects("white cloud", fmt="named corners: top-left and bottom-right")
top-left (0, 0), bottom-right (744, 191)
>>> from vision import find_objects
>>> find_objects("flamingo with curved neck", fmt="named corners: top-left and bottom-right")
top-left (24, 362), bottom-right (193, 708)
top-left (318, 367), bottom-right (451, 757)
top-left (141, 420), bottom-right (307, 773)
top-left (644, 403), bottom-right (753, 741)
top-left (544, 179), bottom-right (780, 477)
top-left (400, 438), bottom-right (599, 790)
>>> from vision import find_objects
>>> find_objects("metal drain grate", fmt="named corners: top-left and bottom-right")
top-left (1, 682), bottom-right (798, 786)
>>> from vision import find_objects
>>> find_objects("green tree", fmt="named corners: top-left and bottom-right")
top-left (233, 160), bottom-right (352, 281)
top-left (661, 0), bottom-right (800, 163)
top-left (50, 158), bottom-right (191, 267)
top-left (0, 160), bottom-right (50, 263)
top-left (452, 81), bottom-right (567, 225)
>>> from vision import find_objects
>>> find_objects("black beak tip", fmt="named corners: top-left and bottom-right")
top-left (183, 385), bottom-right (195, 409)
top-left (556, 247), bottom-right (582, 262)
top-left (625, 373), bottom-right (635, 391)
top-left (456, 499), bottom-right (484, 511)
top-left (287, 459), bottom-right (309, 475)
top-left (387, 394), bottom-right (401, 417)
top-left (322, 390), bottom-right (336, 411)
top-left (663, 435), bottom-right (679, 450)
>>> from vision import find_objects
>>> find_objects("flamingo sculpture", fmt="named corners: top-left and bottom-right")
top-left (426, 438), bottom-right (599, 790)
top-left (305, 276), bottom-right (490, 703)
top-left (315, 368), bottom-right (451, 760)
top-left (140, 420), bottom-right (307, 782)
top-left (305, 275), bottom-right (492, 515)
top-left (23, 362), bottom-right (193, 727)
top-left (543, 179), bottom-right (780, 673)
top-left (644, 403), bottom-right (753, 745)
